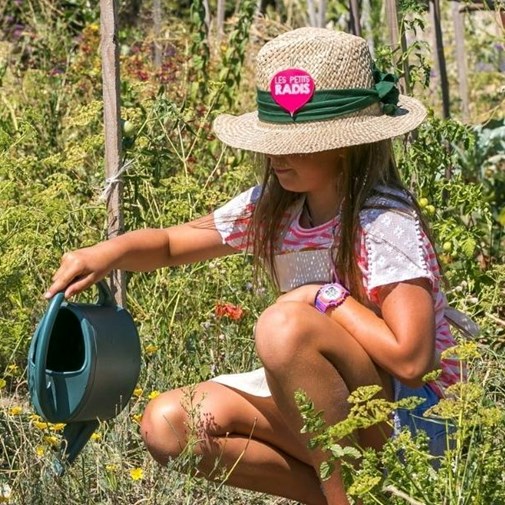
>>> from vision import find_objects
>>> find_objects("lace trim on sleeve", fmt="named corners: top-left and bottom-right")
top-left (213, 185), bottom-right (261, 251)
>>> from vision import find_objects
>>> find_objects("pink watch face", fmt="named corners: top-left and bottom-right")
top-left (319, 284), bottom-right (346, 302)
top-left (315, 284), bottom-right (349, 313)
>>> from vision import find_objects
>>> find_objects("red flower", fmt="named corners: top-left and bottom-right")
top-left (215, 302), bottom-right (244, 321)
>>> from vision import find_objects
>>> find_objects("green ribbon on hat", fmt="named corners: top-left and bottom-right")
top-left (257, 64), bottom-right (400, 123)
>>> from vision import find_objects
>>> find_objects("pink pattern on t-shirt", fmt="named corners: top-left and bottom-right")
top-left (213, 185), bottom-right (461, 396)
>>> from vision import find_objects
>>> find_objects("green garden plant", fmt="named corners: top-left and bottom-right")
top-left (0, 2), bottom-right (504, 504)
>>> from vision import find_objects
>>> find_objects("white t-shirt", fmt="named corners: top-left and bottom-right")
top-left (212, 184), bottom-right (460, 396)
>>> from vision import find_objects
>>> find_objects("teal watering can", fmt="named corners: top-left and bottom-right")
top-left (28, 281), bottom-right (141, 475)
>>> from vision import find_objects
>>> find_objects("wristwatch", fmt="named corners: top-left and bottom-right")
top-left (314, 283), bottom-right (350, 313)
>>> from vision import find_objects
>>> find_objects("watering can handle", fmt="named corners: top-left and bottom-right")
top-left (96, 280), bottom-right (116, 307)
top-left (35, 281), bottom-right (115, 411)
top-left (35, 291), bottom-right (66, 414)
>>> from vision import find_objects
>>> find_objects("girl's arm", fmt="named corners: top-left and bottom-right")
top-left (327, 278), bottom-right (436, 386)
top-left (46, 214), bottom-right (234, 299)
top-left (277, 279), bottom-right (436, 387)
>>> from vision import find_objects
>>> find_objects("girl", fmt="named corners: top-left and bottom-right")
top-left (46, 28), bottom-right (462, 505)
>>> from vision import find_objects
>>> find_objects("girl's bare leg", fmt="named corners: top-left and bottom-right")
top-left (254, 301), bottom-right (393, 505)
top-left (141, 382), bottom-right (327, 505)
top-left (141, 301), bottom-right (392, 505)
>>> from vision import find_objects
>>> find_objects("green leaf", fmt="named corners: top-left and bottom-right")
top-left (320, 460), bottom-right (335, 481)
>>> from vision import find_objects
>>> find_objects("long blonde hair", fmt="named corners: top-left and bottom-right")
top-left (248, 140), bottom-right (436, 304)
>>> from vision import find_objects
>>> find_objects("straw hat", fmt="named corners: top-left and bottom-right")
top-left (213, 27), bottom-right (427, 155)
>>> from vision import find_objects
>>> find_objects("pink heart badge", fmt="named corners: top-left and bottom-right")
top-left (269, 68), bottom-right (315, 117)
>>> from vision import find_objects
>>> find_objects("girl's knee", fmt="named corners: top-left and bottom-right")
top-left (140, 389), bottom-right (188, 464)
top-left (255, 302), bottom-right (313, 371)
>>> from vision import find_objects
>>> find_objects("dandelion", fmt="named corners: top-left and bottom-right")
top-left (8, 406), bottom-right (22, 416)
top-left (129, 467), bottom-right (144, 481)
top-left (214, 302), bottom-right (244, 321)
top-left (145, 344), bottom-right (158, 355)
top-left (35, 445), bottom-right (45, 457)
top-left (0, 379), bottom-right (6, 389)
top-left (133, 388), bottom-right (143, 398)
top-left (0, 483), bottom-right (11, 503)
top-left (132, 413), bottom-right (142, 424)
top-left (91, 432), bottom-right (102, 442)
top-left (148, 390), bottom-right (160, 400)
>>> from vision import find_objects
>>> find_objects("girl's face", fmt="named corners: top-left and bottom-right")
top-left (267, 149), bottom-right (344, 194)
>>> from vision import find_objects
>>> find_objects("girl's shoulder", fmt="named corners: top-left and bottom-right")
top-left (359, 184), bottom-right (420, 242)
top-left (361, 184), bottom-right (415, 214)
top-left (357, 185), bottom-right (437, 293)
top-left (213, 185), bottom-right (262, 219)
top-left (359, 184), bottom-right (417, 231)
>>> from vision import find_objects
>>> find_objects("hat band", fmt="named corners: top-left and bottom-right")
top-left (257, 67), bottom-right (400, 123)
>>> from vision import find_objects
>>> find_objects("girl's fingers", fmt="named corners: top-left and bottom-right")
top-left (45, 252), bottom-right (91, 299)
top-left (63, 273), bottom-right (97, 299)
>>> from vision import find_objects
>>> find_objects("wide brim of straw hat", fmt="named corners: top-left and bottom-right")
top-left (213, 94), bottom-right (427, 155)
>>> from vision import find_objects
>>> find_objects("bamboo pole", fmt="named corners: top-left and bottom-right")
top-left (451, 1), bottom-right (470, 121)
top-left (429, 0), bottom-right (451, 119)
top-left (100, 0), bottom-right (126, 306)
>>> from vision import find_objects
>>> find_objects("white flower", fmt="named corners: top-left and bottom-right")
top-left (0, 483), bottom-right (12, 503)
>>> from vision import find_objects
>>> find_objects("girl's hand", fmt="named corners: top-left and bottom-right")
top-left (45, 244), bottom-right (114, 300)
top-left (276, 284), bottom-right (322, 305)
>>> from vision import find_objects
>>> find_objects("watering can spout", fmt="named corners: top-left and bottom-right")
top-left (50, 420), bottom-right (99, 477)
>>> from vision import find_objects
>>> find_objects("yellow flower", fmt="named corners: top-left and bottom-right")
top-left (91, 432), bottom-right (102, 442)
top-left (133, 388), bottom-right (143, 398)
top-left (132, 413), bottom-right (142, 424)
top-left (43, 435), bottom-right (60, 447)
top-left (105, 464), bottom-right (117, 472)
top-left (6, 365), bottom-right (19, 375)
top-left (35, 445), bottom-right (45, 457)
top-left (49, 423), bottom-right (65, 432)
top-left (8, 406), bottom-right (22, 416)
top-left (145, 344), bottom-right (158, 355)
top-left (0, 379), bottom-right (6, 389)
top-left (33, 421), bottom-right (50, 430)
top-left (147, 390), bottom-right (160, 400)
top-left (29, 414), bottom-right (41, 421)
top-left (129, 467), bottom-right (144, 481)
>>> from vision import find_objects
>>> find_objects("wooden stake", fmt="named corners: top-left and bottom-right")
top-left (217, 0), bottom-right (225, 41)
top-left (153, 0), bottom-right (162, 68)
top-left (349, 0), bottom-right (361, 36)
top-left (100, 0), bottom-right (126, 306)
top-left (318, 0), bottom-right (327, 27)
top-left (385, 0), bottom-right (400, 49)
top-left (451, 1), bottom-right (470, 121)
top-left (429, 0), bottom-right (451, 119)
top-left (361, 0), bottom-right (375, 57)
top-left (384, 0), bottom-right (409, 93)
